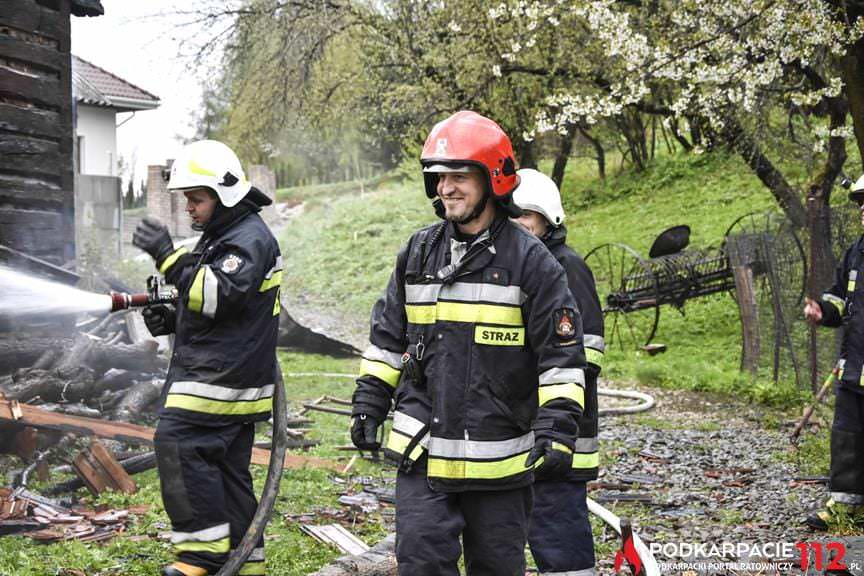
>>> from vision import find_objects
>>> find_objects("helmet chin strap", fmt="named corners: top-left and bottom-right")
top-left (452, 192), bottom-right (490, 226)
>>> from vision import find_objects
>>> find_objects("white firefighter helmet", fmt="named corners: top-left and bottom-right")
top-left (851, 174), bottom-right (864, 202)
top-left (167, 140), bottom-right (251, 208)
top-left (512, 168), bottom-right (565, 227)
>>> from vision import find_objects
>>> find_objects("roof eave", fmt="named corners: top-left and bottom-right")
top-left (106, 96), bottom-right (161, 112)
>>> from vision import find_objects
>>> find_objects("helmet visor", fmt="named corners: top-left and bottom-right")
top-left (422, 163), bottom-right (482, 174)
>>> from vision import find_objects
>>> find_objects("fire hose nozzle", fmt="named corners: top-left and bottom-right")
top-left (109, 275), bottom-right (178, 313)
top-left (109, 291), bottom-right (150, 312)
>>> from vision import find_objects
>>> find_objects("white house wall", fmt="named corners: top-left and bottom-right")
top-left (76, 104), bottom-right (117, 176)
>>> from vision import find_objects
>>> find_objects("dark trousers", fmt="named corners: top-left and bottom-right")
top-left (528, 480), bottom-right (595, 575)
top-left (395, 468), bottom-right (532, 576)
top-left (154, 418), bottom-right (263, 573)
top-left (830, 385), bottom-right (864, 505)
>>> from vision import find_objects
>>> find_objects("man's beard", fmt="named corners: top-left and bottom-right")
top-left (446, 194), bottom-right (489, 225)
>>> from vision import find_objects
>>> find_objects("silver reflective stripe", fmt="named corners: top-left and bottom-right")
top-left (405, 282), bottom-right (525, 305)
top-left (539, 367), bottom-right (586, 385)
top-left (362, 344), bottom-right (403, 370)
top-left (428, 431), bottom-right (533, 459)
top-left (573, 437), bottom-right (598, 453)
top-left (392, 411), bottom-right (426, 437)
top-left (838, 358), bottom-right (846, 370)
top-left (170, 382), bottom-right (275, 402)
top-left (171, 522), bottom-right (230, 544)
top-left (832, 491), bottom-right (864, 504)
top-left (583, 334), bottom-right (605, 352)
top-left (202, 266), bottom-right (219, 318)
top-left (439, 282), bottom-right (525, 305)
top-left (405, 284), bottom-right (442, 304)
top-left (541, 569), bottom-right (596, 576)
top-left (248, 547), bottom-right (265, 561)
top-left (264, 255), bottom-right (283, 279)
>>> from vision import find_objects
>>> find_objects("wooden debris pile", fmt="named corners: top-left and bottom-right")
top-left (0, 310), bottom-right (168, 423)
top-left (0, 486), bottom-right (148, 543)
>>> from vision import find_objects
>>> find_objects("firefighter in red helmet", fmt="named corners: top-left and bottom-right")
top-left (351, 111), bottom-right (588, 575)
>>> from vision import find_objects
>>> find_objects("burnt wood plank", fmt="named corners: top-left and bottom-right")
top-left (0, 102), bottom-right (59, 138)
top-left (0, 34), bottom-right (64, 72)
top-left (0, 173), bottom-right (64, 206)
top-left (0, 150), bottom-right (64, 179)
top-left (0, 0), bottom-right (64, 39)
top-left (0, 208), bottom-right (64, 261)
top-left (0, 132), bottom-right (57, 155)
top-left (0, 66), bottom-right (62, 109)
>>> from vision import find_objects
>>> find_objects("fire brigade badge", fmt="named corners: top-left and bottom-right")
top-left (435, 138), bottom-right (448, 155)
top-left (554, 308), bottom-right (576, 339)
top-left (220, 254), bottom-right (243, 274)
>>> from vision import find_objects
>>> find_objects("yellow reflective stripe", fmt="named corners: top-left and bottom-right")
top-left (585, 348), bottom-right (604, 368)
top-left (188, 158), bottom-right (218, 177)
top-left (159, 247), bottom-right (189, 274)
top-left (823, 293), bottom-right (846, 316)
top-left (539, 383), bottom-right (585, 408)
top-left (405, 304), bottom-right (437, 324)
top-left (474, 325), bottom-right (524, 346)
top-left (572, 452), bottom-right (600, 469)
top-left (385, 429), bottom-right (426, 461)
top-left (405, 302), bottom-right (522, 326)
top-left (164, 394), bottom-right (272, 415)
top-left (174, 537), bottom-right (230, 554)
top-left (273, 287), bottom-right (281, 316)
top-left (239, 563), bottom-right (266, 575)
top-left (259, 270), bottom-right (283, 292)
top-left (360, 358), bottom-right (401, 388)
top-left (551, 442), bottom-right (573, 454)
top-left (188, 267), bottom-right (206, 313)
top-left (428, 452), bottom-right (531, 480)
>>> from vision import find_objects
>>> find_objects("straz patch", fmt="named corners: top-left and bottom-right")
top-left (554, 308), bottom-right (577, 339)
top-left (220, 254), bottom-right (243, 274)
top-left (474, 325), bottom-right (525, 346)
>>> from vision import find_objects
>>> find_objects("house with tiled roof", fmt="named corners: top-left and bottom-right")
top-left (72, 55), bottom-right (160, 176)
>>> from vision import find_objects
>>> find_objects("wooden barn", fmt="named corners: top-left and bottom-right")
top-left (0, 0), bottom-right (104, 271)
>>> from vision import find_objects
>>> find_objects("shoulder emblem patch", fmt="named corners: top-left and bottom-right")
top-left (554, 308), bottom-right (576, 338)
top-left (221, 254), bottom-right (243, 274)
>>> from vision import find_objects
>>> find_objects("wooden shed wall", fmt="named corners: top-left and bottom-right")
top-left (0, 0), bottom-right (75, 266)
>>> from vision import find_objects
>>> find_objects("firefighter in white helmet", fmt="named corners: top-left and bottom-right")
top-left (133, 140), bottom-right (280, 576)
top-left (805, 174), bottom-right (864, 533)
top-left (513, 168), bottom-right (603, 576)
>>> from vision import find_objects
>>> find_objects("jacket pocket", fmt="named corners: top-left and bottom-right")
top-left (174, 346), bottom-right (225, 373)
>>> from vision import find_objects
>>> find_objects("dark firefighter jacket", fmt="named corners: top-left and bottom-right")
top-left (544, 225), bottom-right (603, 481)
top-left (353, 216), bottom-right (588, 492)
top-left (820, 235), bottom-right (864, 393)
top-left (154, 205), bottom-right (282, 425)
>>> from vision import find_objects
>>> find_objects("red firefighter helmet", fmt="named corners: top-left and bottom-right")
top-left (420, 111), bottom-right (521, 216)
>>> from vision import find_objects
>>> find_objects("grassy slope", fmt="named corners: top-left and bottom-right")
top-left (282, 150), bottom-right (805, 403)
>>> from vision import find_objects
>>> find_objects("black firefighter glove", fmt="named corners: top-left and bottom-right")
top-left (142, 304), bottom-right (176, 337)
top-left (351, 414), bottom-right (383, 451)
top-left (133, 216), bottom-right (175, 264)
top-left (526, 436), bottom-right (574, 481)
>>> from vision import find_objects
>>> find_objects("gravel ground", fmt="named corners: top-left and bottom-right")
top-left (593, 380), bottom-right (853, 575)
